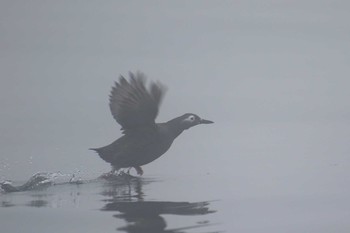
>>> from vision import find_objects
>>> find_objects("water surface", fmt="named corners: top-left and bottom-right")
top-left (1, 171), bottom-right (349, 233)
top-left (1, 173), bottom-right (220, 233)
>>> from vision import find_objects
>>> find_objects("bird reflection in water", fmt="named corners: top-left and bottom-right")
top-left (100, 174), bottom-right (216, 233)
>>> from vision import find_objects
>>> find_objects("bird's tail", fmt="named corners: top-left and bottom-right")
top-left (89, 148), bottom-right (99, 152)
top-left (89, 147), bottom-right (113, 164)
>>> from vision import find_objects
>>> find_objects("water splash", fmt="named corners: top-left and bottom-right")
top-left (0, 171), bottom-right (83, 193)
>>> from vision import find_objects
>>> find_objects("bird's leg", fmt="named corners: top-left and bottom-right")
top-left (99, 167), bottom-right (118, 179)
top-left (117, 168), bottom-right (126, 176)
top-left (111, 167), bottom-right (119, 175)
top-left (134, 166), bottom-right (143, 176)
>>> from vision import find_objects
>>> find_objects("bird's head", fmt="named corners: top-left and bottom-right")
top-left (178, 113), bottom-right (214, 130)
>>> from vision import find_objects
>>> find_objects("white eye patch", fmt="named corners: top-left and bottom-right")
top-left (183, 115), bottom-right (196, 123)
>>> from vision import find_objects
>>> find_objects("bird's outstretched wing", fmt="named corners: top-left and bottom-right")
top-left (109, 72), bottom-right (166, 132)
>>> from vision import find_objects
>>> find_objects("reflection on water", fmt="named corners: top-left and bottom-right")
top-left (100, 174), bottom-right (216, 233)
top-left (0, 173), bottom-right (218, 233)
top-left (26, 199), bottom-right (49, 208)
top-left (1, 201), bottom-right (14, 208)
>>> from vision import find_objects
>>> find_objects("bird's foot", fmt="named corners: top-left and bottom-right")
top-left (99, 168), bottom-right (119, 179)
top-left (133, 166), bottom-right (143, 176)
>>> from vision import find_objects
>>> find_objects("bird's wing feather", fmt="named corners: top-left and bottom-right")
top-left (109, 72), bottom-right (166, 132)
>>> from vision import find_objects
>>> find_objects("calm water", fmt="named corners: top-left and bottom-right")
top-left (1, 172), bottom-right (349, 233)
top-left (0, 173), bottom-right (220, 233)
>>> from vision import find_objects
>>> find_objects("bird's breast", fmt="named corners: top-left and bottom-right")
top-left (142, 136), bottom-right (174, 163)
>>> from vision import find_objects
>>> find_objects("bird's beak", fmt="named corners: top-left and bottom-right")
top-left (200, 118), bottom-right (214, 124)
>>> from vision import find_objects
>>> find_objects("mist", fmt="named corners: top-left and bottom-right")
top-left (1, 0), bottom-right (349, 212)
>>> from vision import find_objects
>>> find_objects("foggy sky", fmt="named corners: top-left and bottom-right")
top-left (0, 1), bottom-right (349, 198)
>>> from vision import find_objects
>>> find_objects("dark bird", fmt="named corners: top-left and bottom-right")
top-left (90, 72), bottom-right (213, 176)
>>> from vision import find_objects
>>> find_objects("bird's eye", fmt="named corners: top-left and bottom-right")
top-left (189, 116), bottom-right (195, 121)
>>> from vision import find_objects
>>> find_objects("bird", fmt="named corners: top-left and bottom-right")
top-left (90, 71), bottom-right (213, 176)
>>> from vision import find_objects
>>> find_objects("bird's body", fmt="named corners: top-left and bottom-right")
top-left (92, 125), bottom-right (174, 168)
top-left (91, 72), bottom-right (213, 175)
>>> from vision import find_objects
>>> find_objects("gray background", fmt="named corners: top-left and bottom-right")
top-left (0, 0), bottom-right (349, 200)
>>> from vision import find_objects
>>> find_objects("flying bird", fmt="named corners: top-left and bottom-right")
top-left (90, 72), bottom-right (213, 176)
